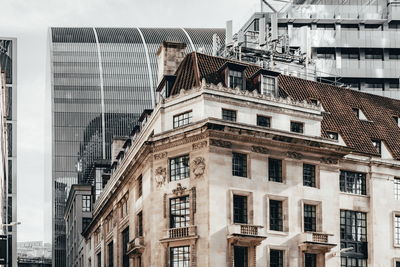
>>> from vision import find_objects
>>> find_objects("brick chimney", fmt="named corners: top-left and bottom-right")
top-left (156, 41), bottom-right (187, 85)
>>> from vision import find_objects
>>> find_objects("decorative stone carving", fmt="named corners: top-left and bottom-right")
top-left (210, 139), bottom-right (232, 148)
top-left (154, 167), bottom-right (166, 187)
top-left (252, 146), bottom-right (269, 154)
top-left (320, 157), bottom-right (338, 165)
top-left (173, 183), bottom-right (187, 196)
top-left (191, 157), bottom-right (206, 179)
top-left (154, 152), bottom-right (167, 160)
top-left (192, 141), bottom-right (207, 150)
top-left (287, 151), bottom-right (303, 160)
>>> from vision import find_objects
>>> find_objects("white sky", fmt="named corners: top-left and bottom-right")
top-left (0, 0), bottom-right (269, 243)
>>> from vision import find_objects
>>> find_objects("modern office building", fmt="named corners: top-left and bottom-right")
top-left (81, 44), bottom-right (400, 266)
top-left (0, 38), bottom-right (17, 267)
top-left (233, 0), bottom-right (400, 99)
top-left (48, 27), bottom-right (225, 266)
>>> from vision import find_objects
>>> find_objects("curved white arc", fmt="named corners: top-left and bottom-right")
top-left (181, 28), bottom-right (196, 52)
top-left (137, 27), bottom-right (156, 108)
top-left (92, 27), bottom-right (106, 159)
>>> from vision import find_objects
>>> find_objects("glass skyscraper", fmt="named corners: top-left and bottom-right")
top-left (0, 37), bottom-right (17, 267)
top-left (48, 27), bottom-right (224, 266)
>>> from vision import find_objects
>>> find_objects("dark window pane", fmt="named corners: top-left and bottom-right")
top-left (303, 164), bottom-right (316, 187)
top-left (304, 253), bottom-right (317, 267)
top-left (222, 109), bottom-right (237, 122)
top-left (304, 204), bottom-right (316, 232)
top-left (232, 152), bottom-right (247, 177)
top-left (82, 195), bottom-right (91, 212)
top-left (269, 158), bottom-right (282, 182)
top-left (108, 241), bottom-right (113, 267)
top-left (340, 170), bottom-right (366, 195)
top-left (269, 200), bottom-right (283, 231)
top-left (290, 121), bottom-right (304, 133)
top-left (170, 155), bottom-right (190, 181)
top-left (170, 196), bottom-right (190, 228)
top-left (170, 246), bottom-right (190, 267)
top-left (257, 115), bottom-right (271, 127)
top-left (122, 227), bottom-right (129, 267)
top-left (229, 70), bottom-right (243, 89)
top-left (137, 211), bottom-right (143, 237)
top-left (173, 111), bottom-right (193, 128)
top-left (234, 246), bottom-right (248, 267)
top-left (233, 195), bottom-right (247, 224)
top-left (270, 249), bottom-right (283, 267)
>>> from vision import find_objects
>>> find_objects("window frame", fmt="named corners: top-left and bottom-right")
top-left (394, 212), bottom-right (400, 247)
top-left (303, 204), bottom-right (317, 232)
top-left (268, 158), bottom-right (284, 183)
top-left (169, 246), bottom-right (190, 267)
top-left (222, 108), bottom-right (237, 122)
top-left (169, 195), bottom-right (190, 228)
top-left (257, 115), bottom-right (271, 128)
top-left (395, 177), bottom-right (400, 200)
top-left (340, 170), bottom-right (367, 196)
top-left (302, 200), bottom-right (322, 233)
top-left (232, 152), bottom-right (248, 178)
top-left (290, 121), bottom-right (304, 134)
top-left (261, 75), bottom-right (277, 96)
top-left (173, 110), bottom-right (193, 129)
top-left (230, 190), bottom-right (253, 225)
top-left (233, 194), bottom-right (248, 224)
top-left (268, 247), bottom-right (287, 267)
top-left (303, 163), bottom-right (317, 188)
top-left (169, 154), bottom-right (190, 182)
top-left (82, 195), bottom-right (91, 212)
top-left (371, 139), bottom-right (382, 155)
top-left (228, 69), bottom-right (244, 89)
top-left (327, 131), bottom-right (339, 141)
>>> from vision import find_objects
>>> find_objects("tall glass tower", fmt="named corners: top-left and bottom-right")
top-left (48, 27), bottom-right (225, 266)
top-left (0, 38), bottom-right (17, 267)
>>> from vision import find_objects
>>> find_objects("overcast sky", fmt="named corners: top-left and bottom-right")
top-left (0, 0), bottom-right (271, 243)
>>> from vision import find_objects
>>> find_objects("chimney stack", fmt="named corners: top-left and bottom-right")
top-left (156, 41), bottom-right (187, 85)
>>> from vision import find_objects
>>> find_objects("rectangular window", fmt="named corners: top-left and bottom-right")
top-left (261, 75), bottom-right (276, 95)
top-left (340, 258), bottom-right (367, 267)
top-left (290, 121), bottom-right (304, 133)
top-left (269, 200), bottom-right (283, 231)
top-left (371, 139), bottom-right (381, 155)
top-left (395, 215), bottom-right (400, 246)
top-left (269, 249), bottom-right (284, 267)
top-left (269, 158), bottom-right (282, 182)
top-left (303, 164), bottom-right (316, 187)
top-left (122, 227), bottom-right (129, 267)
top-left (234, 246), bottom-right (248, 267)
top-left (222, 109), bottom-right (237, 122)
top-left (352, 108), bottom-right (360, 118)
top-left (137, 175), bottom-right (142, 198)
top-left (340, 170), bottom-right (367, 195)
top-left (232, 152), bottom-right (247, 177)
top-left (257, 115), bottom-right (271, 128)
top-left (233, 195), bottom-right (248, 224)
top-left (395, 178), bottom-right (400, 200)
top-left (173, 111), bottom-right (193, 128)
top-left (396, 261), bottom-right (400, 267)
top-left (304, 253), bottom-right (317, 267)
top-left (229, 70), bottom-right (243, 89)
top-left (170, 196), bottom-right (190, 228)
top-left (365, 48), bottom-right (383, 59)
top-left (170, 246), bottom-right (190, 267)
top-left (341, 48), bottom-right (359, 60)
top-left (340, 210), bottom-right (367, 242)
top-left (82, 218), bottom-right (91, 231)
top-left (170, 155), bottom-right (190, 181)
top-left (316, 48), bottom-right (335, 60)
top-left (137, 211), bottom-right (143, 237)
top-left (82, 195), bottom-right (91, 212)
top-left (97, 252), bottom-right (101, 267)
top-left (108, 241), bottom-right (113, 267)
top-left (327, 131), bottom-right (339, 140)
top-left (304, 204), bottom-right (317, 232)
top-left (389, 49), bottom-right (400, 60)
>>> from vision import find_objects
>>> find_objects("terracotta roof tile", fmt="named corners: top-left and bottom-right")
top-left (170, 52), bottom-right (400, 159)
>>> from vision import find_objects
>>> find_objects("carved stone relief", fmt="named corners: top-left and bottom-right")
top-left (154, 167), bottom-right (166, 188)
top-left (191, 157), bottom-right (206, 179)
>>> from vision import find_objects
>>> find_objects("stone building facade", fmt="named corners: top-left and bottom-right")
top-left (82, 44), bottom-right (400, 266)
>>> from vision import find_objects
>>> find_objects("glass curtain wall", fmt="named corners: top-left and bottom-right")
top-left (49, 27), bottom-right (224, 267)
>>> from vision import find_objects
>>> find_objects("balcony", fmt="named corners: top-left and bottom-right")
top-left (227, 224), bottom-right (266, 245)
top-left (160, 226), bottom-right (198, 242)
top-left (299, 232), bottom-right (336, 253)
top-left (127, 237), bottom-right (145, 257)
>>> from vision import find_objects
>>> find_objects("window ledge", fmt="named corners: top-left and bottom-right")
top-left (267, 230), bottom-right (289, 236)
top-left (339, 192), bottom-right (369, 198)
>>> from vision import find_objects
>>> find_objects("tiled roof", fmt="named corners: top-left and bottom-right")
top-left (170, 52), bottom-right (400, 159)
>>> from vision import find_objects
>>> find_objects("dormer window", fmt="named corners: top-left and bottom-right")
top-left (261, 75), bottom-right (276, 96)
top-left (327, 131), bottom-right (338, 140)
top-left (352, 107), bottom-right (368, 120)
top-left (310, 99), bottom-right (319, 106)
top-left (372, 139), bottom-right (381, 155)
top-left (394, 116), bottom-right (400, 127)
top-left (228, 70), bottom-right (243, 89)
top-left (352, 108), bottom-right (360, 118)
